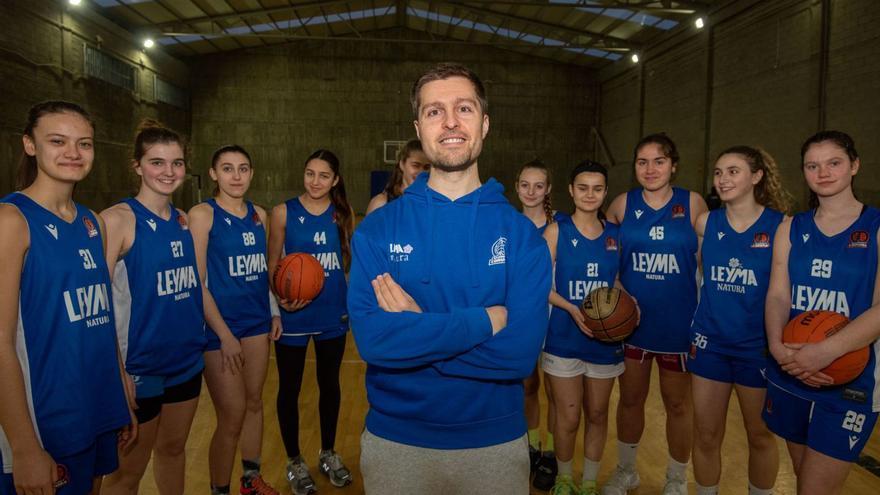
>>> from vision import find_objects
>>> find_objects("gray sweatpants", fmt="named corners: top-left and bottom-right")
top-left (360, 428), bottom-right (530, 494)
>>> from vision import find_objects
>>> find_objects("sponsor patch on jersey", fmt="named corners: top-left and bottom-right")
top-left (751, 232), bottom-right (771, 248)
top-left (842, 387), bottom-right (867, 404)
top-left (177, 214), bottom-right (189, 230)
top-left (83, 216), bottom-right (98, 238)
top-left (605, 237), bottom-right (618, 251)
top-left (848, 230), bottom-right (869, 249)
top-left (671, 204), bottom-right (686, 219)
top-left (252, 211), bottom-right (262, 226)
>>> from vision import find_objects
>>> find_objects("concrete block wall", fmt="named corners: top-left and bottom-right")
top-left (598, 0), bottom-right (880, 210)
top-left (188, 29), bottom-right (597, 214)
top-left (0, 0), bottom-right (190, 210)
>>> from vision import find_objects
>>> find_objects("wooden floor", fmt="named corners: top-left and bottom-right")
top-left (139, 334), bottom-right (880, 494)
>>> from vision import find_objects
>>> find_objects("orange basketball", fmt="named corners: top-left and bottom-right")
top-left (273, 253), bottom-right (325, 301)
top-left (782, 310), bottom-right (869, 385)
top-left (580, 287), bottom-right (638, 343)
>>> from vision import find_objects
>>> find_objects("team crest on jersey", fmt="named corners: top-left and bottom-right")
top-left (605, 237), bottom-right (618, 251)
top-left (45, 224), bottom-right (58, 240)
top-left (488, 236), bottom-right (507, 266)
top-left (146, 219), bottom-right (157, 232)
top-left (671, 204), bottom-right (686, 219)
top-left (765, 397), bottom-right (773, 414)
top-left (177, 214), bottom-right (189, 230)
top-left (848, 230), bottom-right (869, 249)
top-left (751, 232), bottom-right (771, 248)
top-left (634, 209), bottom-right (644, 219)
top-left (82, 216), bottom-right (98, 238)
top-left (252, 211), bottom-right (262, 226)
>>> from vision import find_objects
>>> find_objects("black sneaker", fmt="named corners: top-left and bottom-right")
top-left (529, 445), bottom-right (541, 476)
top-left (532, 451), bottom-right (557, 491)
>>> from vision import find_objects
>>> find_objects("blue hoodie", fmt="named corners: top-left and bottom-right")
top-left (348, 173), bottom-right (551, 449)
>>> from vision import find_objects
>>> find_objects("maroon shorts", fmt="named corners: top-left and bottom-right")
top-left (624, 344), bottom-right (688, 373)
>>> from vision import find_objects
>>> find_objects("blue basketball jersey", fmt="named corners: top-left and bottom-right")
top-left (619, 187), bottom-right (698, 353)
top-left (766, 207), bottom-right (880, 411)
top-left (206, 199), bottom-right (270, 336)
top-left (278, 198), bottom-right (348, 345)
top-left (546, 217), bottom-right (624, 364)
top-left (113, 198), bottom-right (206, 378)
top-left (537, 211), bottom-right (570, 236)
top-left (0, 193), bottom-right (129, 470)
top-left (691, 208), bottom-right (784, 358)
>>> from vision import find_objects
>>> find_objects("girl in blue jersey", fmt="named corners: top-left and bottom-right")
top-left (366, 139), bottom-right (430, 215)
top-left (543, 161), bottom-right (627, 495)
top-left (267, 149), bottom-right (355, 495)
top-left (515, 159), bottom-right (560, 490)
top-left (101, 120), bottom-right (207, 495)
top-left (763, 131), bottom-right (880, 494)
top-left (0, 101), bottom-right (133, 495)
top-left (690, 147), bottom-right (792, 495)
top-left (189, 145), bottom-right (280, 495)
top-left (604, 134), bottom-right (708, 495)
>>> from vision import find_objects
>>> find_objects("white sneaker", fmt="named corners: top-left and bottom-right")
top-left (600, 465), bottom-right (640, 495)
top-left (661, 473), bottom-right (687, 495)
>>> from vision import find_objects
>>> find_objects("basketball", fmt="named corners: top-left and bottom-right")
top-left (580, 286), bottom-right (638, 342)
top-left (273, 253), bottom-right (325, 301)
top-left (782, 310), bottom-right (869, 385)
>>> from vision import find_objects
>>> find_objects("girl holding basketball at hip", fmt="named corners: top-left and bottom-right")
top-left (365, 139), bottom-right (430, 215)
top-left (267, 149), bottom-right (355, 495)
top-left (542, 161), bottom-right (629, 495)
top-left (188, 145), bottom-right (281, 495)
top-left (0, 101), bottom-right (134, 495)
top-left (689, 146), bottom-right (792, 495)
top-left (604, 133), bottom-right (708, 495)
top-left (515, 159), bottom-right (562, 490)
top-left (763, 131), bottom-right (880, 495)
top-left (101, 119), bottom-right (207, 495)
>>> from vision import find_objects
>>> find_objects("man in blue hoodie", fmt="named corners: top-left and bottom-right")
top-left (348, 63), bottom-right (552, 494)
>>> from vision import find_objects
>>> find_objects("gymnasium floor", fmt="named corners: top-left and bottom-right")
top-left (140, 334), bottom-right (880, 494)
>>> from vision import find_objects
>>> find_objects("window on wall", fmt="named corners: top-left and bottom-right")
top-left (155, 77), bottom-right (188, 109)
top-left (84, 45), bottom-right (136, 92)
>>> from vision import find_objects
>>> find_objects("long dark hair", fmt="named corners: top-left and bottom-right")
top-left (211, 144), bottom-right (252, 197)
top-left (385, 139), bottom-right (423, 201)
top-left (569, 159), bottom-right (608, 221)
top-left (306, 149), bottom-right (353, 271)
top-left (800, 131), bottom-right (859, 209)
top-left (17, 101), bottom-right (94, 189)
top-left (516, 159), bottom-right (554, 226)
top-left (716, 146), bottom-right (793, 214)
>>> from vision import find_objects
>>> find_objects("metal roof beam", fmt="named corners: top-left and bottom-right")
top-left (426, 1), bottom-right (706, 14)
top-left (153, 0), bottom-right (384, 30)
top-left (436, 1), bottom-right (640, 49)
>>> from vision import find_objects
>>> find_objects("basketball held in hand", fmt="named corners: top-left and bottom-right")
top-left (782, 310), bottom-right (869, 386)
top-left (273, 253), bottom-right (325, 301)
top-left (580, 286), bottom-right (638, 343)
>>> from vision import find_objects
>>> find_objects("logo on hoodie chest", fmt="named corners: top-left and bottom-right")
top-left (488, 237), bottom-right (507, 266)
top-left (389, 243), bottom-right (414, 262)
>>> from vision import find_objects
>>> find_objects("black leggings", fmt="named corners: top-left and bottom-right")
top-left (275, 335), bottom-right (346, 458)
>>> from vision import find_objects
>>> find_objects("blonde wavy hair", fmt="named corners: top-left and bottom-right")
top-left (717, 145), bottom-right (794, 214)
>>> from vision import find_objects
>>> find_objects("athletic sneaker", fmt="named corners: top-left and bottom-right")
top-left (533, 452), bottom-right (558, 491)
top-left (661, 473), bottom-right (687, 495)
top-left (579, 480), bottom-right (600, 495)
top-left (549, 474), bottom-right (579, 495)
top-left (600, 465), bottom-right (640, 495)
top-left (285, 457), bottom-right (316, 495)
top-left (529, 445), bottom-right (541, 476)
top-left (318, 450), bottom-right (353, 487)
top-left (240, 473), bottom-right (280, 495)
